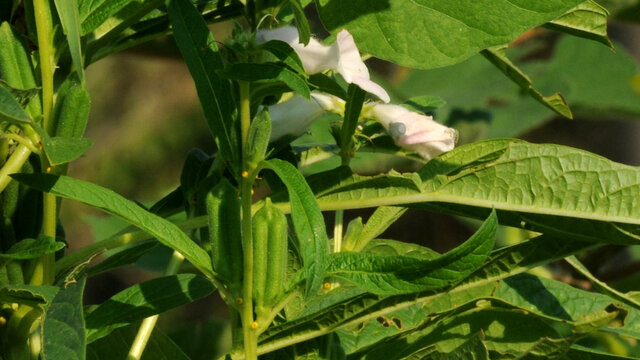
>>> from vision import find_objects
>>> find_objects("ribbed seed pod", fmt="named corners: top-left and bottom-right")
top-left (252, 198), bottom-right (288, 319)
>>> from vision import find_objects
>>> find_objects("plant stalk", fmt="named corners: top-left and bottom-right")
top-left (239, 81), bottom-right (258, 360)
top-left (0, 144), bottom-right (31, 193)
top-left (127, 251), bottom-right (185, 359)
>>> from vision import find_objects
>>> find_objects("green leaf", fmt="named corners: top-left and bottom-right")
top-left (567, 345), bottom-right (640, 360)
top-left (168, 0), bottom-right (239, 172)
top-left (310, 140), bottom-right (640, 244)
top-left (290, 0), bottom-right (311, 45)
top-left (326, 211), bottom-right (496, 295)
top-left (262, 158), bottom-right (328, 299)
top-left (11, 173), bottom-right (214, 277)
top-left (347, 206), bottom-right (407, 252)
top-left (54, 0), bottom-right (84, 81)
top-left (315, 0), bottom-right (585, 69)
top-left (43, 136), bottom-right (93, 166)
top-left (78, 0), bottom-right (135, 36)
top-left (0, 85), bottom-right (32, 124)
top-left (401, 96), bottom-right (446, 115)
top-left (87, 322), bottom-right (190, 360)
top-left (87, 241), bottom-right (157, 277)
top-left (0, 79), bottom-right (39, 108)
top-left (0, 22), bottom-right (40, 118)
top-left (0, 236), bottom-right (65, 261)
top-left (481, 46), bottom-right (573, 119)
top-left (219, 63), bottom-right (311, 100)
top-left (85, 274), bottom-right (215, 342)
top-left (41, 278), bottom-right (86, 360)
top-left (362, 239), bottom-right (440, 259)
top-left (339, 84), bottom-right (366, 159)
top-left (256, 236), bottom-right (595, 354)
top-left (545, 0), bottom-right (613, 49)
top-left (51, 79), bottom-right (91, 139)
top-left (565, 255), bottom-right (640, 311)
top-left (0, 284), bottom-right (59, 309)
top-left (258, 40), bottom-right (305, 74)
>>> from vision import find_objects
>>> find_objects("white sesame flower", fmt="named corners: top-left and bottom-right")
top-left (268, 92), bottom-right (345, 141)
top-left (365, 104), bottom-right (458, 160)
top-left (257, 27), bottom-right (390, 103)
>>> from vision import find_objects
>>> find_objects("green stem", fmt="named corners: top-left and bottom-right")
top-left (127, 251), bottom-right (185, 360)
top-left (239, 81), bottom-right (258, 360)
top-left (34, 0), bottom-right (56, 287)
top-left (333, 210), bottom-right (343, 253)
top-left (0, 144), bottom-right (31, 193)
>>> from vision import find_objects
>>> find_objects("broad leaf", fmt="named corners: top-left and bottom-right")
top-left (326, 211), bottom-right (496, 295)
top-left (0, 236), bottom-right (65, 262)
top-left (545, 0), bottom-right (613, 48)
top-left (41, 278), bottom-right (86, 360)
top-left (309, 140), bottom-right (640, 244)
top-left (315, 0), bottom-right (585, 69)
top-left (168, 0), bottom-right (239, 172)
top-left (85, 274), bottom-right (215, 342)
top-left (262, 159), bottom-right (329, 299)
top-left (12, 174), bottom-right (214, 277)
top-left (259, 40), bottom-right (305, 74)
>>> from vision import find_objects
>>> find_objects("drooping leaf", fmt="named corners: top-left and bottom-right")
top-left (41, 278), bottom-right (86, 360)
top-left (86, 322), bottom-right (190, 360)
top-left (262, 158), bottom-right (329, 299)
top-left (325, 211), bottom-right (496, 295)
top-left (85, 274), bottom-right (215, 342)
top-left (290, 0), bottom-right (311, 45)
top-left (168, 0), bottom-right (239, 172)
top-left (481, 46), bottom-right (573, 118)
top-left (545, 0), bottom-right (613, 48)
top-left (315, 0), bottom-right (586, 69)
top-left (54, 0), bottom-right (84, 81)
top-left (219, 63), bottom-right (311, 100)
top-left (11, 173), bottom-right (214, 277)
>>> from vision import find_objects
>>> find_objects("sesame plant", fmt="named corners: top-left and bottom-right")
top-left (1, 0), bottom-right (640, 359)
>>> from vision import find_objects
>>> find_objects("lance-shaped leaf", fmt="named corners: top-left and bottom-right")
top-left (326, 211), bottom-right (496, 295)
top-left (11, 173), bottom-right (214, 277)
top-left (85, 274), bottom-right (215, 342)
top-left (54, 0), bottom-right (84, 81)
top-left (545, 0), bottom-right (613, 49)
top-left (0, 236), bottom-right (65, 267)
top-left (168, 0), bottom-right (239, 171)
top-left (262, 159), bottom-right (328, 299)
top-left (41, 278), bottom-right (86, 360)
top-left (481, 46), bottom-right (573, 119)
top-left (315, 0), bottom-right (586, 69)
top-left (309, 139), bottom-right (640, 245)
top-left (256, 236), bottom-right (596, 355)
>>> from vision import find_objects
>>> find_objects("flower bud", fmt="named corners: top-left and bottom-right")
top-left (365, 104), bottom-right (458, 160)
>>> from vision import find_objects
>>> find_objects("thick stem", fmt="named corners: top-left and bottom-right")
top-left (239, 81), bottom-right (258, 360)
top-left (126, 251), bottom-right (185, 360)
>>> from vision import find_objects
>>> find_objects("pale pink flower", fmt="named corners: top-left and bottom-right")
top-left (257, 27), bottom-right (390, 103)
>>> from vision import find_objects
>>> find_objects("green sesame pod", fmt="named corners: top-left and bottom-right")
top-left (52, 79), bottom-right (90, 139)
top-left (252, 198), bottom-right (288, 319)
top-left (206, 179), bottom-right (243, 297)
